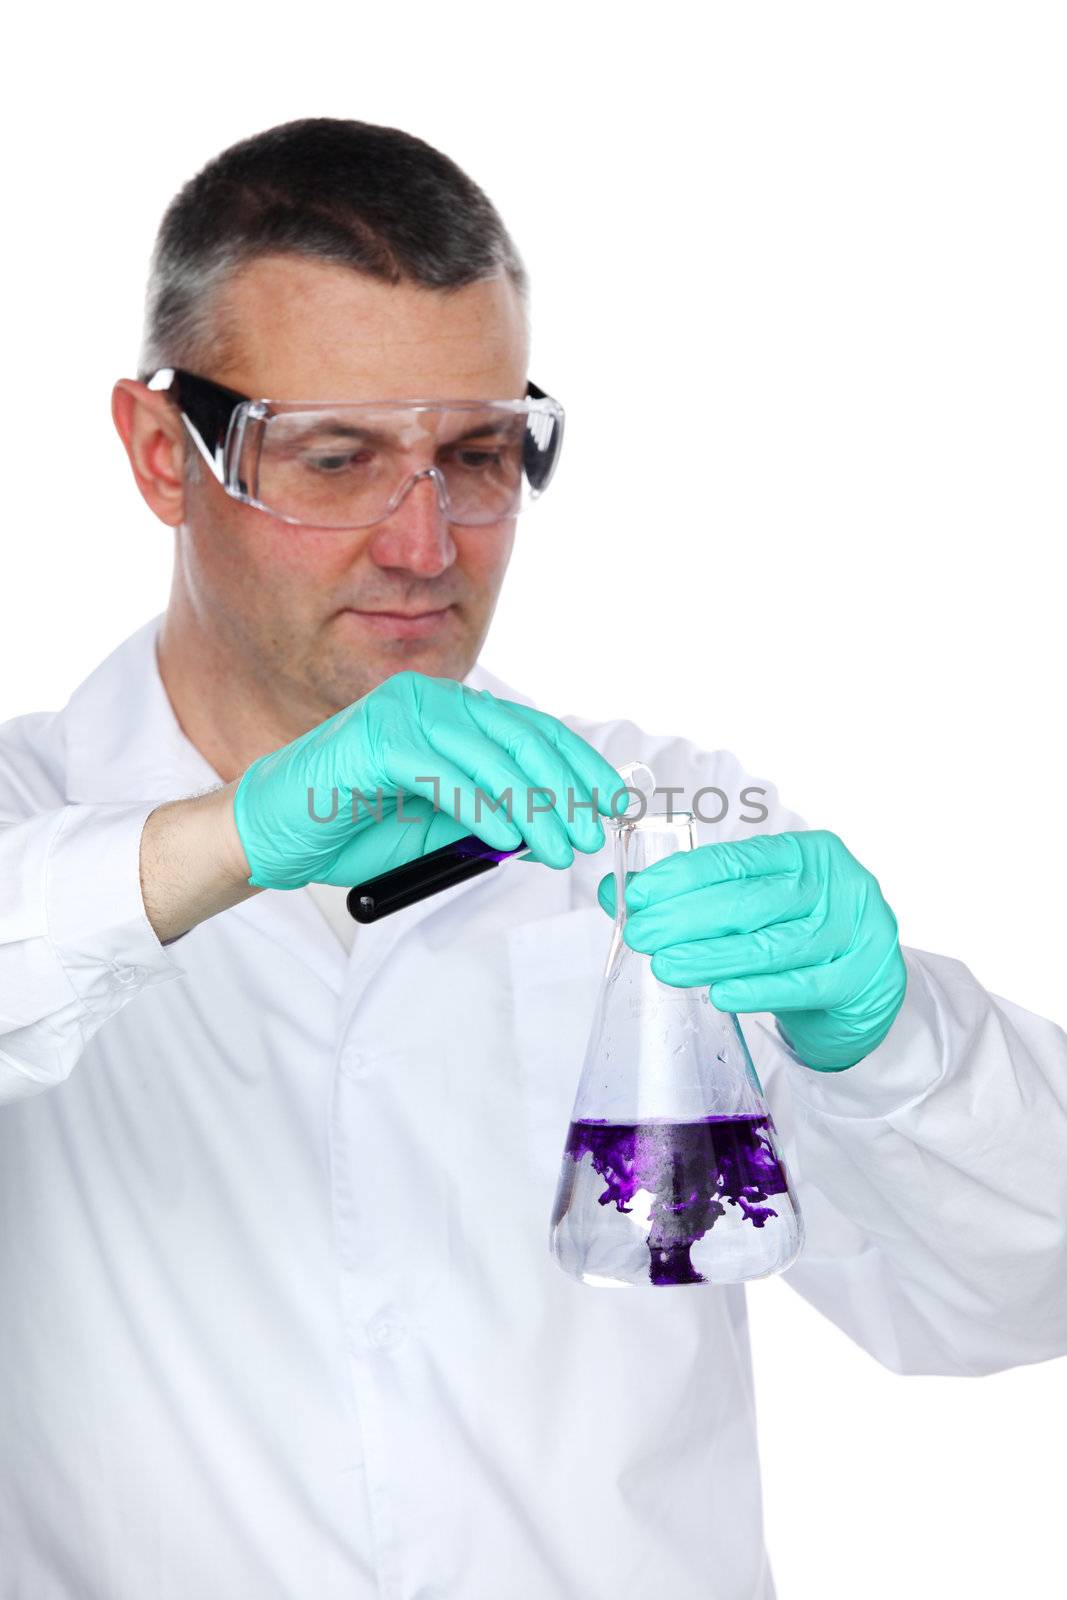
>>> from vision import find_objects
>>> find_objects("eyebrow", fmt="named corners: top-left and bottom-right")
top-left (287, 417), bottom-right (522, 446)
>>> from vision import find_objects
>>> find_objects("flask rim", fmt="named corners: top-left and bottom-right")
top-left (606, 809), bottom-right (694, 831)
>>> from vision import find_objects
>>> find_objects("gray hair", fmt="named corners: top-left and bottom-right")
top-left (137, 117), bottom-right (529, 381)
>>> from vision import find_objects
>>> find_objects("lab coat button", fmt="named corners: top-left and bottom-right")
top-left (341, 1047), bottom-right (371, 1079)
top-left (114, 964), bottom-right (140, 987)
top-left (366, 1311), bottom-right (405, 1351)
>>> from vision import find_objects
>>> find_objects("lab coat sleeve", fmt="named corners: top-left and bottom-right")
top-left (746, 951), bottom-right (1067, 1378)
top-left (0, 801), bottom-right (186, 1103)
top-left (565, 710), bottom-right (1067, 1378)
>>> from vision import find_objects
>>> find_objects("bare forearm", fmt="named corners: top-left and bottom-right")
top-left (140, 783), bottom-right (261, 943)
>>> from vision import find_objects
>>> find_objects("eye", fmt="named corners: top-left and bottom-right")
top-left (450, 447), bottom-right (505, 471)
top-left (302, 449), bottom-right (374, 474)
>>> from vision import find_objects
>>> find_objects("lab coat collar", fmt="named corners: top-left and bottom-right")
top-left (63, 615), bottom-right (220, 804)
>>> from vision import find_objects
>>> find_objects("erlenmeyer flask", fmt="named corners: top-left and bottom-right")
top-left (550, 809), bottom-right (805, 1288)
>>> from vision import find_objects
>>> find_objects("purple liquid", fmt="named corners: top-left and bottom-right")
top-left (563, 1114), bottom-right (790, 1286)
top-left (452, 836), bottom-right (526, 864)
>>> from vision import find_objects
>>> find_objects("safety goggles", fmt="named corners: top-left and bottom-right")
top-left (145, 367), bottom-right (565, 529)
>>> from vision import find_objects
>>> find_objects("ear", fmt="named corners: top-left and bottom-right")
top-left (111, 379), bottom-right (188, 527)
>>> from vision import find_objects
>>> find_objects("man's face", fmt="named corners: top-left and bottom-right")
top-left (179, 255), bottom-right (529, 716)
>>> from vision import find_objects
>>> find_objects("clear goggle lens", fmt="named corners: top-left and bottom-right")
top-left (225, 399), bottom-right (563, 528)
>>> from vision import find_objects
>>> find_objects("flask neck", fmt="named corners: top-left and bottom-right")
top-left (611, 812), bottom-right (697, 930)
top-left (580, 808), bottom-right (767, 1124)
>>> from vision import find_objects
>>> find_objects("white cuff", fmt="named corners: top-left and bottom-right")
top-left (45, 800), bottom-right (187, 1013)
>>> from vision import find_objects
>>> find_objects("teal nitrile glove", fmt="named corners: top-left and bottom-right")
top-left (232, 670), bottom-right (623, 890)
top-left (597, 830), bottom-right (908, 1072)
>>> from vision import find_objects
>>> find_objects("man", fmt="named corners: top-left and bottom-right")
top-left (1, 117), bottom-right (1064, 1600)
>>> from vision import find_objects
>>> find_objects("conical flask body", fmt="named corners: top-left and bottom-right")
top-left (550, 812), bottom-right (805, 1287)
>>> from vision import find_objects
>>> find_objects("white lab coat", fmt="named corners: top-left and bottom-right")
top-left (1, 615), bottom-right (1065, 1600)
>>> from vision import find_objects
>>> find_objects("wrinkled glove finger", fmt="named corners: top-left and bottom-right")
top-left (623, 832), bottom-right (806, 912)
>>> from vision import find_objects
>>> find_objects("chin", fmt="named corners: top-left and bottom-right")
top-left (322, 635), bottom-right (478, 707)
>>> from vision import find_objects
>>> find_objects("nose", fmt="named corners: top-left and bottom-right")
top-left (365, 469), bottom-right (457, 577)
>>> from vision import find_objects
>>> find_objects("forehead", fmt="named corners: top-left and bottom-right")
top-left (209, 255), bottom-right (529, 403)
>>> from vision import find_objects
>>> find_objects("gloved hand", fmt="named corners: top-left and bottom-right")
top-left (597, 829), bottom-right (907, 1072)
top-left (233, 670), bottom-right (623, 890)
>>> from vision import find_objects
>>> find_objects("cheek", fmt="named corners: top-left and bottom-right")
top-left (454, 522), bottom-right (516, 592)
top-left (265, 523), bottom-right (370, 582)
top-left (188, 486), bottom-right (369, 590)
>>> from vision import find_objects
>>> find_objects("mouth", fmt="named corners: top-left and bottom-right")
top-left (341, 604), bottom-right (456, 640)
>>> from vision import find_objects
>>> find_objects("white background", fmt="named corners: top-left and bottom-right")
top-left (2, 4), bottom-right (1065, 1595)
